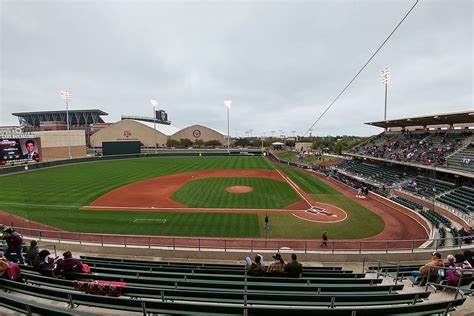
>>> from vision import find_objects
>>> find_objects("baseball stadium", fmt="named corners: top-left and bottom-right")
top-left (1, 109), bottom-right (474, 314)
top-left (1, 0), bottom-right (474, 315)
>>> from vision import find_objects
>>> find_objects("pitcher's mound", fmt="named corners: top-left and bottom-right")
top-left (226, 186), bottom-right (253, 193)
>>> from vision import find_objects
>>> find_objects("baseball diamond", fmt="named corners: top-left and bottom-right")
top-left (0, 155), bottom-right (430, 242)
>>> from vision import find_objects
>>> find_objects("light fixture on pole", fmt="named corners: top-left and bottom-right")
top-left (60, 90), bottom-right (72, 159)
top-left (150, 99), bottom-right (159, 153)
top-left (224, 100), bottom-right (232, 154)
top-left (381, 67), bottom-right (390, 121)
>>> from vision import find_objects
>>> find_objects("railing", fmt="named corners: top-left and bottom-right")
top-left (362, 257), bottom-right (474, 299)
top-left (11, 226), bottom-right (474, 254)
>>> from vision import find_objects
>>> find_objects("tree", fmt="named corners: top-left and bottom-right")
top-left (166, 139), bottom-right (179, 148)
top-left (285, 140), bottom-right (295, 147)
top-left (194, 139), bottom-right (205, 148)
top-left (234, 138), bottom-right (250, 147)
top-left (179, 138), bottom-right (193, 148)
top-left (205, 140), bottom-right (222, 148)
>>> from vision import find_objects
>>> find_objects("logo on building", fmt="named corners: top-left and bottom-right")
top-left (192, 130), bottom-right (201, 138)
top-left (123, 131), bottom-right (132, 138)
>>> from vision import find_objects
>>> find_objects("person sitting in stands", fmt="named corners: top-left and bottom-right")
top-left (247, 254), bottom-right (266, 275)
top-left (446, 254), bottom-right (473, 286)
top-left (268, 253), bottom-right (286, 272)
top-left (2, 227), bottom-right (24, 264)
top-left (54, 251), bottom-right (83, 274)
top-left (445, 254), bottom-right (455, 267)
top-left (285, 253), bottom-right (303, 276)
top-left (32, 250), bottom-right (56, 273)
top-left (25, 240), bottom-right (39, 265)
top-left (411, 251), bottom-right (444, 284)
top-left (0, 254), bottom-right (9, 278)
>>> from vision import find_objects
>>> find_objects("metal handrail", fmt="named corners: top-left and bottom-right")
top-left (13, 226), bottom-right (474, 254)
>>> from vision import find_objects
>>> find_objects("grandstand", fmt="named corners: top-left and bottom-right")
top-left (335, 111), bottom-right (473, 220)
top-left (0, 253), bottom-right (471, 315)
top-left (348, 111), bottom-right (474, 176)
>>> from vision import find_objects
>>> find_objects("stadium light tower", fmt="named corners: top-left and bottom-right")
top-left (60, 90), bottom-right (72, 159)
top-left (381, 67), bottom-right (390, 121)
top-left (150, 99), bottom-right (159, 153)
top-left (224, 100), bottom-right (232, 154)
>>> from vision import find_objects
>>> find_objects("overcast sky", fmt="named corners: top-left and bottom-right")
top-left (1, 0), bottom-right (472, 137)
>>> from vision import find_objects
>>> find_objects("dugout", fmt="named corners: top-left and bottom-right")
top-left (102, 141), bottom-right (141, 156)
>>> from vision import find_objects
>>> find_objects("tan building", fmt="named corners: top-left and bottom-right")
top-left (171, 124), bottom-right (225, 145)
top-left (33, 130), bottom-right (86, 161)
top-left (90, 119), bottom-right (180, 148)
top-left (90, 120), bottom-right (226, 148)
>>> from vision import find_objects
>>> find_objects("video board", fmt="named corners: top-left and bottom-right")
top-left (0, 138), bottom-right (42, 165)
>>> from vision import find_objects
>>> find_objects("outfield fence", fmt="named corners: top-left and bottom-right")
top-left (11, 226), bottom-right (474, 254)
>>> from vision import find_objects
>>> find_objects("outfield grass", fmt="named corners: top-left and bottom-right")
top-left (172, 177), bottom-right (299, 209)
top-left (0, 156), bottom-right (384, 239)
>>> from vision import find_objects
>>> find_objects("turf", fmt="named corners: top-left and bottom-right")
top-left (172, 177), bottom-right (300, 209)
top-left (259, 164), bottom-right (384, 239)
top-left (0, 156), bottom-right (384, 239)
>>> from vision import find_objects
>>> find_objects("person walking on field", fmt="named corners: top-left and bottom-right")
top-left (321, 231), bottom-right (328, 247)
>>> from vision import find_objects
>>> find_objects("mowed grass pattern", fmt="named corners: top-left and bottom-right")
top-left (172, 178), bottom-right (300, 209)
top-left (258, 164), bottom-right (385, 239)
top-left (0, 156), bottom-right (383, 239)
top-left (0, 157), bottom-right (267, 237)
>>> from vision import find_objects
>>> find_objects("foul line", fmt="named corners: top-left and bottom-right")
top-left (133, 219), bottom-right (167, 223)
top-left (274, 168), bottom-right (313, 209)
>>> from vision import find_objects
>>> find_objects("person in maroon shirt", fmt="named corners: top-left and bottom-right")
top-left (2, 227), bottom-right (24, 264)
top-left (55, 251), bottom-right (83, 275)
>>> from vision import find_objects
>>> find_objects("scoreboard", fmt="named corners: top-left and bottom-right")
top-left (0, 138), bottom-right (42, 165)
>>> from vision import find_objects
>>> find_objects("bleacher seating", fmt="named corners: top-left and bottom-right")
top-left (349, 130), bottom-right (473, 169)
top-left (437, 186), bottom-right (474, 214)
top-left (338, 160), bottom-right (415, 185)
top-left (0, 256), bottom-right (468, 315)
top-left (446, 144), bottom-right (474, 173)
top-left (390, 196), bottom-right (423, 210)
top-left (373, 188), bottom-right (390, 198)
top-left (402, 177), bottom-right (454, 198)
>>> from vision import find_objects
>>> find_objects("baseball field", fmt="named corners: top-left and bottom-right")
top-left (0, 156), bottom-right (389, 239)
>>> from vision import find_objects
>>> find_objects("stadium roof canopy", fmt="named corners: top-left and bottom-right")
top-left (12, 109), bottom-right (108, 127)
top-left (365, 110), bottom-right (474, 129)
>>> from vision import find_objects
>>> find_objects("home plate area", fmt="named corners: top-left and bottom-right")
top-left (292, 205), bottom-right (348, 223)
top-left (306, 206), bottom-right (337, 217)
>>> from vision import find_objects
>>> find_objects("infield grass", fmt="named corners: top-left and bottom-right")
top-left (172, 177), bottom-right (299, 209)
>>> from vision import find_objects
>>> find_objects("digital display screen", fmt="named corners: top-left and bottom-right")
top-left (0, 138), bottom-right (42, 165)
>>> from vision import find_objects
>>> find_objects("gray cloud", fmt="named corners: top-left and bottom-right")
top-left (1, 0), bottom-right (472, 136)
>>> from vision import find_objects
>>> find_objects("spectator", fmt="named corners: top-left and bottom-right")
top-left (445, 254), bottom-right (455, 267)
top-left (411, 251), bottom-right (444, 283)
top-left (32, 250), bottom-right (56, 273)
top-left (445, 254), bottom-right (473, 286)
top-left (55, 251), bottom-right (83, 275)
top-left (285, 253), bottom-right (303, 276)
top-left (2, 227), bottom-right (24, 264)
top-left (25, 240), bottom-right (39, 265)
top-left (268, 253), bottom-right (285, 272)
top-left (247, 254), bottom-right (266, 275)
top-left (0, 254), bottom-right (8, 278)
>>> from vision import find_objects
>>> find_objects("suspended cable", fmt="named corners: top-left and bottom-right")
top-left (302, 0), bottom-right (419, 136)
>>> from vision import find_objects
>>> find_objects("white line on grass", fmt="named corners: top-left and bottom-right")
top-left (133, 219), bottom-right (167, 223)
